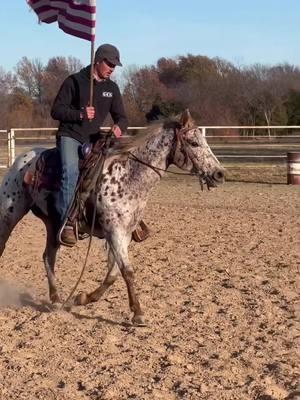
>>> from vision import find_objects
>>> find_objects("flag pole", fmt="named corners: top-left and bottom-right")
top-left (89, 40), bottom-right (95, 107)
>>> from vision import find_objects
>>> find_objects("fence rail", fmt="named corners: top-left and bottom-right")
top-left (2, 126), bottom-right (300, 168)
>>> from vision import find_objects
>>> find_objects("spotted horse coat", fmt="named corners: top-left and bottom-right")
top-left (0, 110), bottom-right (224, 325)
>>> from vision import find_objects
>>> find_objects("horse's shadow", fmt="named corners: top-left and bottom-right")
top-left (18, 292), bottom-right (128, 327)
top-left (69, 309), bottom-right (131, 327)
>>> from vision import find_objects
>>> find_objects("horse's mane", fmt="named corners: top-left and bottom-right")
top-left (108, 119), bottom-right (181, 158)
top-left (107, 122), bottom-right (161, 157)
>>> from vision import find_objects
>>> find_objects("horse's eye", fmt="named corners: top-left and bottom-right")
top-left (190, 141), bottom-right (199, 147)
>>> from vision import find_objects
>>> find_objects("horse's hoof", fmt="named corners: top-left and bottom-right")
top-left (50, 294), bottom-right (61, 304)
top-left (73, 292), bottom-right (88, 306)
top-left (132, 314), bottom-right (147, 327)
top-left (62, 302), bottom-right (72, 312)
top-left (51, 302), bottom-right (62, 311)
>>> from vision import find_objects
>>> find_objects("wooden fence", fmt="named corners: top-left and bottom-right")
top-left (1, 126), bottom-right (300, 168)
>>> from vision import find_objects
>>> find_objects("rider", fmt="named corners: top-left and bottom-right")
top-left (51, 43), bottom-right (128, 247)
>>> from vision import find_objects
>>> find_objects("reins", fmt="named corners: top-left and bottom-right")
top-left (127, 127), bottom-right (198, 178)
top-left (128, 152), bottom-right (197, 177)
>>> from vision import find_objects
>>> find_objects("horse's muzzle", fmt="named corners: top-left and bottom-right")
top-left (199, 168), bottom-right (225, 190)
top-left (212, 168), bottom-right (225, 184)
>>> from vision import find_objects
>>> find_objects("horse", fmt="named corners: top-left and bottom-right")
top-left (0, 110), bottom-right (224, 325)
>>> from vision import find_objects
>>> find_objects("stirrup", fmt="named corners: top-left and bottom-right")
top-left (57, 221), bottom-right (78, 247)
top-left (78, 232), bottom-right (90, 240)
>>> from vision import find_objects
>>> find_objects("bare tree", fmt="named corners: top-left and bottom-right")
top-left (16, 57), bottom-right (44, 103)
top-left (41, 56), bottom-right (83, 126)
top-left (4, 53), bottom-right (300, 131)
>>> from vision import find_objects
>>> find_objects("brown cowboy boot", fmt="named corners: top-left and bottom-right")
top-left (59, 223), bottom-right (77, 247)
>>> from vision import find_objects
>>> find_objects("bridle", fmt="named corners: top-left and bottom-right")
top-left (128, 126), bottom-right (199, 178)
top-left (173, 126), bottom-right (201, 169)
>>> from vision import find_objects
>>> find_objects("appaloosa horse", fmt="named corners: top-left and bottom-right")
top-left (0, 110), bottom-right (224, 325)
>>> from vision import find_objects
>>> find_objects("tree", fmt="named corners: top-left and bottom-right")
top-left (4, 53), bottom-right (300, 131)
top-left (0, 67), bottom-right (16, 96)
top-left (6, 87), bottom-right (34, 127)
top-left (0, 67), bottom-right (17, 129)
top-left (40, 56), bottom-right (83, 126)
top-left (16, 57), bottom-right (44, 103)
top-left (122, 65), bottom-right (178, 124)
top-left (286, 90), bottom-right (300, 126)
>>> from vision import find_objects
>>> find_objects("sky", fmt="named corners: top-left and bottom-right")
top-left (1, 1), bottom-right (300, 73)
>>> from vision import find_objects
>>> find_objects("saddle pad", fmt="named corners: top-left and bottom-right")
top-left (23, 148), bottom-right (61, 192)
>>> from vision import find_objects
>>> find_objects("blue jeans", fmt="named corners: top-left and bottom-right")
top-left (56, 136), bottom-right (81, 224)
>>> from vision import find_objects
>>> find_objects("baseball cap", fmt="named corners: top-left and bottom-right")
top-left (94, 43), bottom-right (122, 66)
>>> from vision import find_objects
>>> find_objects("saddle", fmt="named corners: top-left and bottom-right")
top-left (23, 139), bottom-right (106, 193)
top-left (23, 147), bottom-right (61, 192)
top-left (23, 139), bottom-right (150, 243)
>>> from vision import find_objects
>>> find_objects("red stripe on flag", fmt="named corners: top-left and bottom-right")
top-left (67, 1), bottom-right (96, 14)
top-left (28, 0), bottom-right (96, 41)
top-left (29, 0), bottom-right (96, 14)
top-left (61, 12), bottom-right (96, 28)
top-left (42, 15), bottom-right (58, 24)
top-left (59, 23), bottom-right (95, 41)
top-left (33, 5), bottom-right (95, 27)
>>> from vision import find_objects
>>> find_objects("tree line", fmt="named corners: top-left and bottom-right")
top-left (1, 54), bottom-right (300, 133)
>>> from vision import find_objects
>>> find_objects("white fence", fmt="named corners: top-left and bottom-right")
top-left (1, 125), bottom-right (300, 169)
top-left (0, 130), bottom-right (8, 169)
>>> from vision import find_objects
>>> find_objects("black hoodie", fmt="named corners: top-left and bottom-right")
top-left (51, 66), bottom-right (128, 143)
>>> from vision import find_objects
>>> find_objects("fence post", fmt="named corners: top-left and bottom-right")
top-left (7, 130), bottom-right (11, 167)
top-left (10, 129), bottom-right (15, 166)
top-left (201, 127), bottom-right (206, 137)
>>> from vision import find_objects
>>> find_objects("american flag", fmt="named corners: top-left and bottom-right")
top-left (27, 0), bottom-right (96, 41)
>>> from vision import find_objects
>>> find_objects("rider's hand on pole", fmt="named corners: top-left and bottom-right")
top-left (112, 124), bottom-right (122, 138)
top-left (80, 106), bottom-right (95, 120)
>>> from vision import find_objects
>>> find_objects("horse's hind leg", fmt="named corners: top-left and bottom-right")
top-left (42, 218), bottom-right (61, 304)
top-left (0, 163), bottom-right (33, 256)
top-left (74, 248), bottom-right (120, 305)
top-left (0, 214), bottom-right (16, 257)
top-left (0, 198), bottom-right (30, 257)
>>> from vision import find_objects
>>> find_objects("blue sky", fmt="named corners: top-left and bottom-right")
top-left (1, 1), bottom-right (300, 72)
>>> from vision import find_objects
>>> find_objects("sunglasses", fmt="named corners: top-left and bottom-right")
top-left (104, 59), bottom-right (116, 68)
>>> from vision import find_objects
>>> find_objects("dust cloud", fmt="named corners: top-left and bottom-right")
top-left (0, 280), bottom-right (32, 308)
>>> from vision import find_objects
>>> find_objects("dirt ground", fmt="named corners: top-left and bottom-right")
top-left (0, 176), bottom-right (299, 400)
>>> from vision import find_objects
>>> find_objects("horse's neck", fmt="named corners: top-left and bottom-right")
top-left (128, 129), bottom-right (173, 186)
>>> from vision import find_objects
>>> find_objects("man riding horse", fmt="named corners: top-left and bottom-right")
top-left (52, 43), bottom-right (127, 246)
top-left (0, 108), bottom-right (225, 324)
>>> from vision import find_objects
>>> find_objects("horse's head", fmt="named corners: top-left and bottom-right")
top-left (172, 110), bottom-right (225, 189)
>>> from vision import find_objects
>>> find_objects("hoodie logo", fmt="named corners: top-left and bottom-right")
top-left (102, 91), bottom-right (113, 98)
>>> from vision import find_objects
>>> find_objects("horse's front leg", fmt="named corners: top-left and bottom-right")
top-left (109, 233), bottom-right (145, 326)
top-left (74, 248), bottom-right (120, 305)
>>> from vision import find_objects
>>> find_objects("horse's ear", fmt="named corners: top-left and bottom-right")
top-left (178, 109), bottom-right (195, 128)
